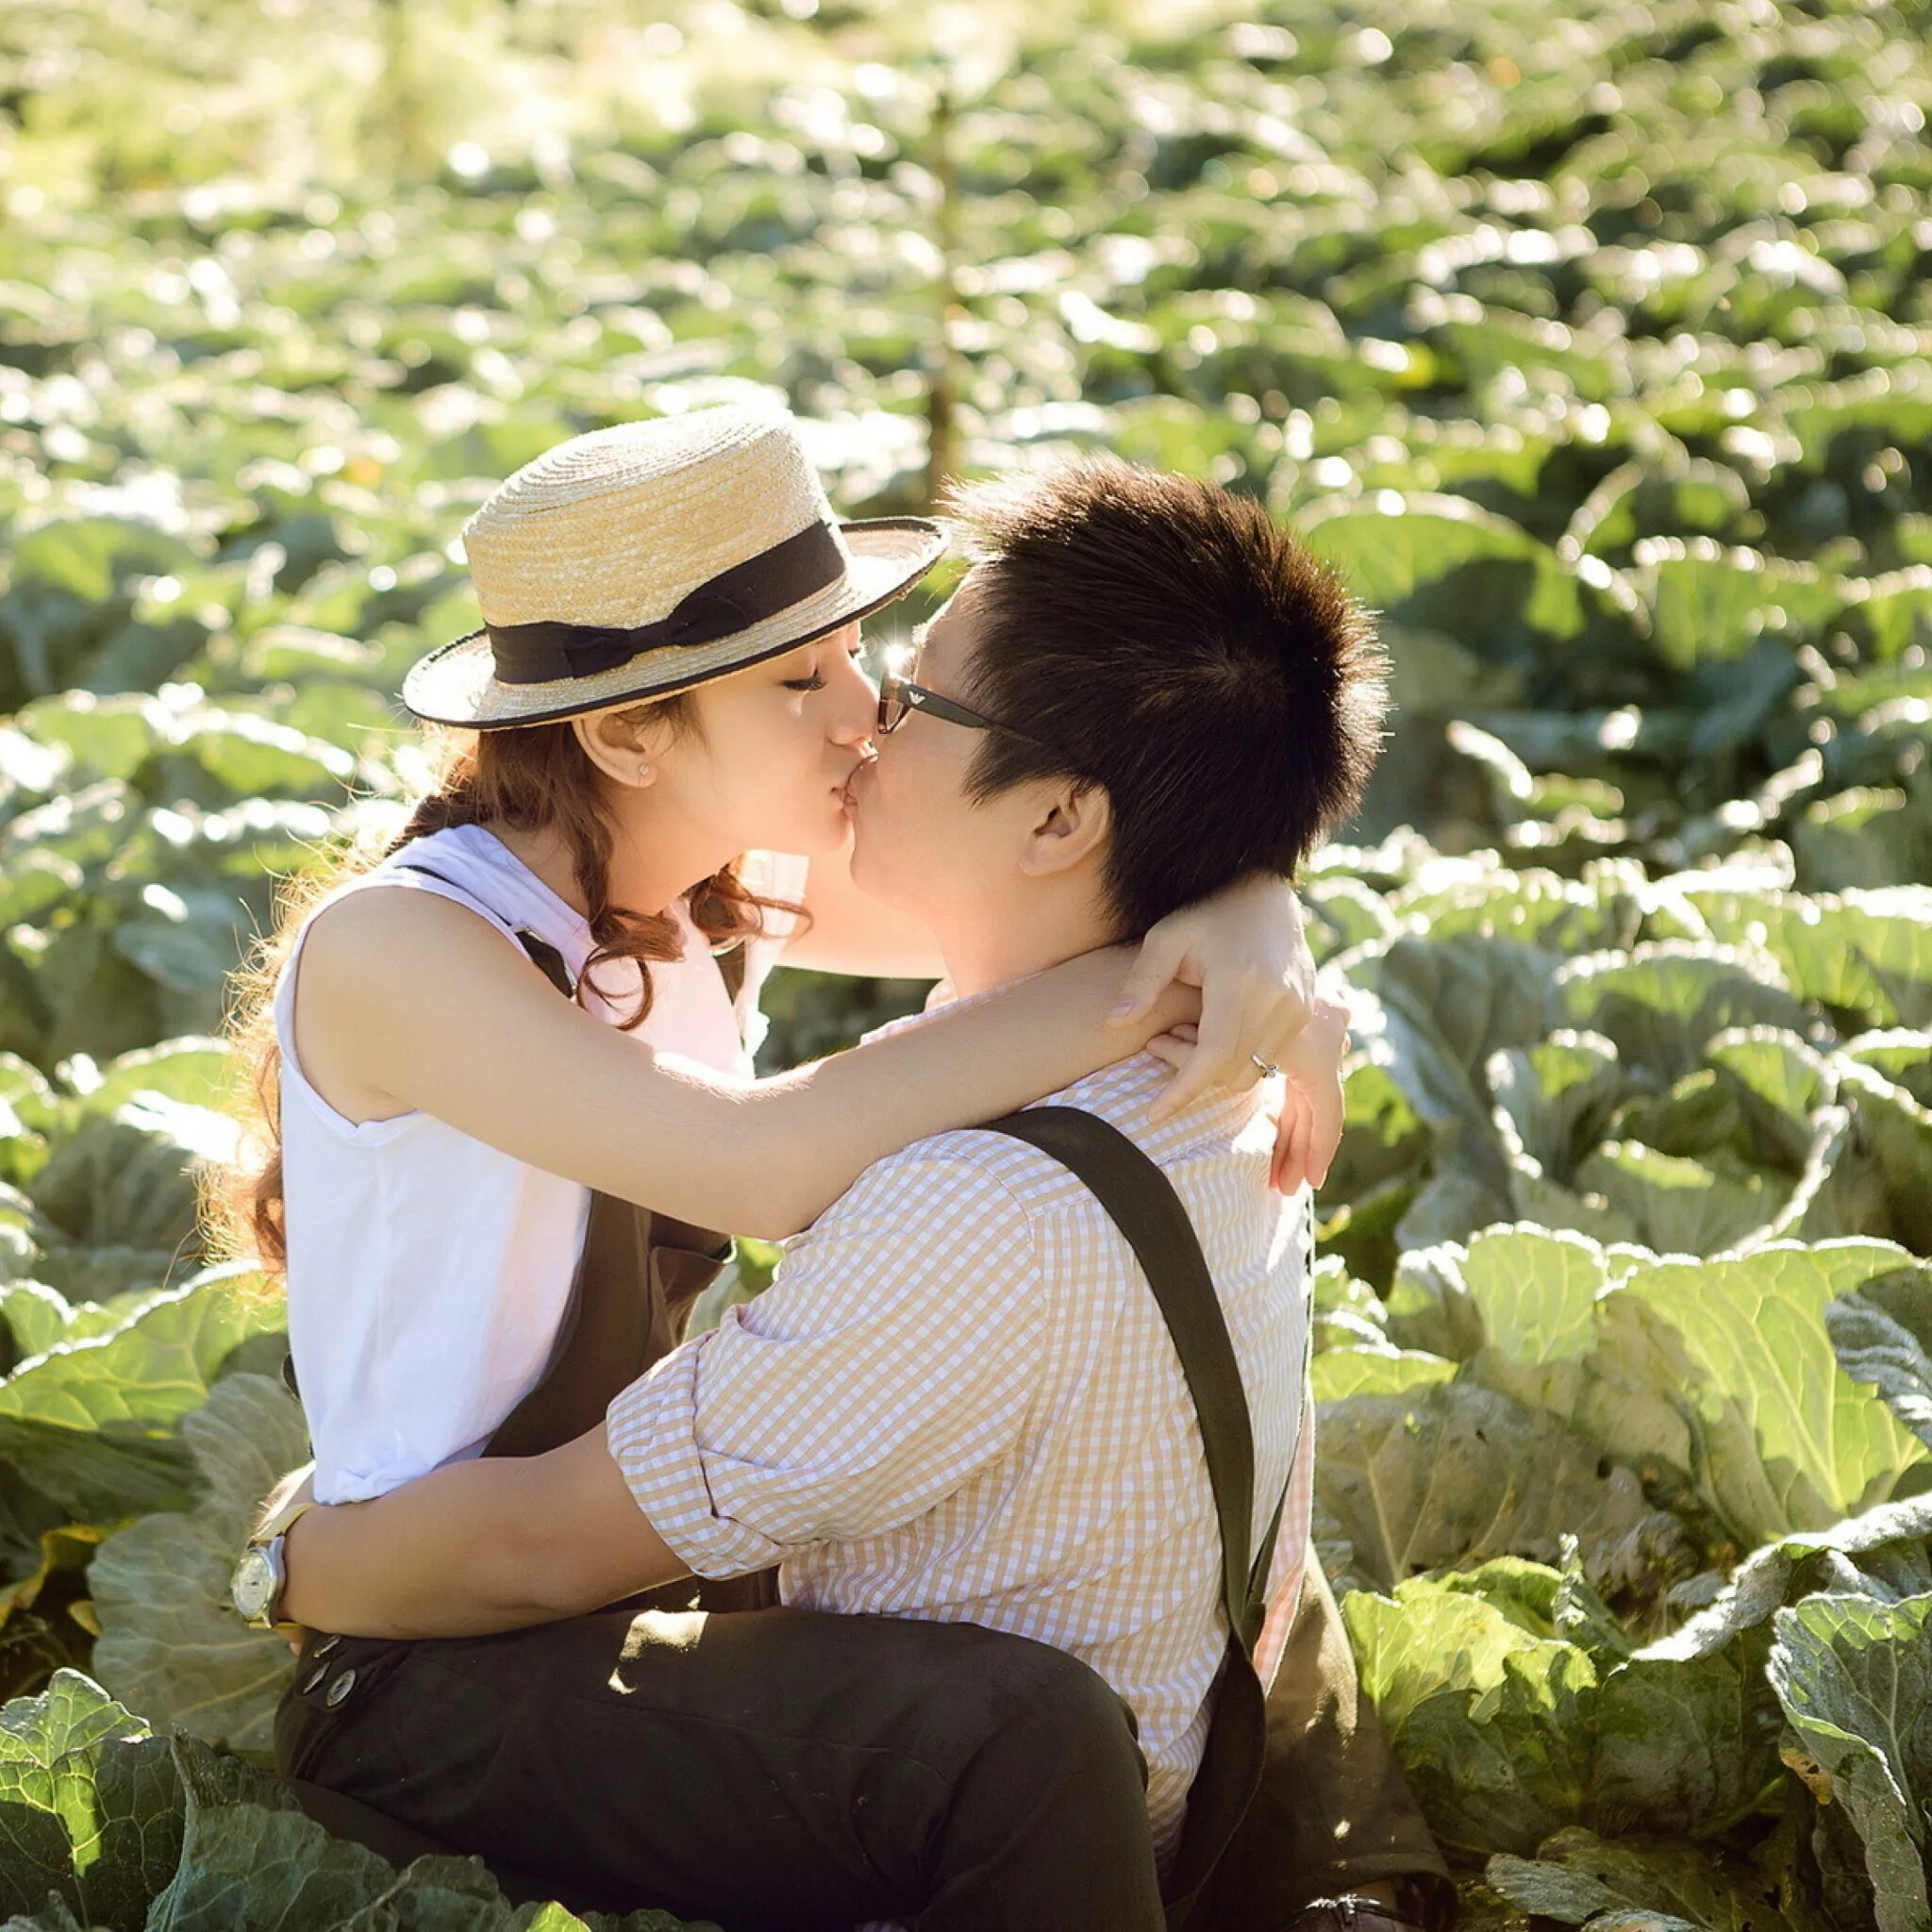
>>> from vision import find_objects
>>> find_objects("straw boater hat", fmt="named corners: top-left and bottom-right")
top-left (402, 405), bottom-right (947, 728)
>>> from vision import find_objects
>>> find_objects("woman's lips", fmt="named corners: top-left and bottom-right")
top-left (837, 761), bottom-right (871, 810)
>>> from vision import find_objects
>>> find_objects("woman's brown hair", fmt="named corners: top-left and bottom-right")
top-left (202, 692), bottom-right (795, 1278)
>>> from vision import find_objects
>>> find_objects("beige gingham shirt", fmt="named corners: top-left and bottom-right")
top-left (606, 1007), bottom-right (1315, 1858)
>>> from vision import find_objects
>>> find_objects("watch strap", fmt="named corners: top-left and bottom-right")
top-left (242, 1463), bottom-right (320, 1637)
top-left (251, 1461), bottom-right (319, 1547)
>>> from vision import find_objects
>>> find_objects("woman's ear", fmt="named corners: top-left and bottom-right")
top-left (572, 703), bottom-right (671, 789)
top-left (1017, 780), bottom-right (1112, 878)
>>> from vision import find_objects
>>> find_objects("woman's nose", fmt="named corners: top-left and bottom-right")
top-left (828, 644), bottom-right (879, 745)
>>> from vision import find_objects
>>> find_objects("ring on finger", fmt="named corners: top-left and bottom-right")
top-left (1249, 1051), bottom-right (1281, 1079)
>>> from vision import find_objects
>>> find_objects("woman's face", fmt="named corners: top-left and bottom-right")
top-left (654, 622), bottom-right (879, 858)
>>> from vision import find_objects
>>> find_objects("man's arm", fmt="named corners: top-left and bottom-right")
top-left (275, 1148), bottom-right (1041, 1639)
top-left (601, 1148), bottom-right (1045, 1576)
top-left (278, 1429), bottom-right (686, 1639)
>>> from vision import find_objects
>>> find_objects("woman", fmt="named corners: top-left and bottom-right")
top-left (221, 406), bottom-right (1344, 1929)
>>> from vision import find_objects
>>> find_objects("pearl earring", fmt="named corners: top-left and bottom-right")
top-left (637, 761), bottom-right (651, 781)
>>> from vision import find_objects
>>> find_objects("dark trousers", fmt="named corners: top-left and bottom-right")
top-left (275, 1583), bottom-right (1167, 1932)
top-left (275, 1555), bottom-right (1452, 1932)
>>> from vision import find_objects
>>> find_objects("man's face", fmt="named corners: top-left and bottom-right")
top-left (845, 574), bottom-right (1039, 927)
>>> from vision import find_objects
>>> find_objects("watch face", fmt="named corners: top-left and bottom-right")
top-left (232, 1546), bottom-right (276, 1623)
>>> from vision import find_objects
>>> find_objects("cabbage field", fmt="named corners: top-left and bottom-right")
top-left (3, 0), bottom-right (1931, 1924)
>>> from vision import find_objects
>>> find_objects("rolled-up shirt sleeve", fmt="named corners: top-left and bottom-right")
top-left (605, 1145), bottom-right (1045, 1577)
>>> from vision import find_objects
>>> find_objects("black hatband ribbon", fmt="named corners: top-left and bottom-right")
top-left (488, 521), bottom-right (847, 685)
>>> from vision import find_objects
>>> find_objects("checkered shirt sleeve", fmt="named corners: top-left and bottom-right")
top-left (605, 1149), bottom-right (1044, 1576)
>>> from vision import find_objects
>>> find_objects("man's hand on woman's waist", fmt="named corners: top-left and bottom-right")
top-left (269, 1427), bottom-right (687, 1641)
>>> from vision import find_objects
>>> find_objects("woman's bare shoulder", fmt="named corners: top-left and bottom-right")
top-left (293, 883), bottom-right (547, 1117)
top-left (299, 881), bottom-right (523, 1003)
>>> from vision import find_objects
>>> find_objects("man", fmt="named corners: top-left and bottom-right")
top-left (268, 458), bottom-right (1443, 1929)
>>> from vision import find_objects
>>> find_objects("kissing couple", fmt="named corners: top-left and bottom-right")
top-left (221, 404), bottom-right (1452, 1930)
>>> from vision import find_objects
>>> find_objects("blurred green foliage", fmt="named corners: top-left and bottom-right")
top-left (5, 0), bottom-right (1932, 1924)
top-left (5, 0), bottom-right (1930, 897)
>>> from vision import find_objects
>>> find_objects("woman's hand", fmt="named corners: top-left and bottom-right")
top-left (1146, 996), bottom-right (1351, 1195)
top-left (1108, 874), bottom-right (1318, 1124)
top-left (1270, 996), bottom-right (1350, 1193)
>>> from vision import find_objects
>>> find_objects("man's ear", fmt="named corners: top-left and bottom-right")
top-left (1017, 780), bottom-right (1112, 878)
top-left (571, 703), bottom-right (673, 789)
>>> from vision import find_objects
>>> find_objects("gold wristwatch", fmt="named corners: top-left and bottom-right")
top-left (230, 1466), bottom-right (318, 1636)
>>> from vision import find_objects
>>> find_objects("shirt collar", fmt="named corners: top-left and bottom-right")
top-left (861, 967), bottom-right (1272, 1152)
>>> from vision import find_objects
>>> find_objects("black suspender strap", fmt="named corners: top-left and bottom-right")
top-left (979, 1104), bottom-right (1303, 1925)
top-left (976, 1106), bottom-right (1286, 1657)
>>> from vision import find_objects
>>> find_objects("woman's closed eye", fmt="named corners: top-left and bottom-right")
top-left (785, 642), bottom-right (865, 694)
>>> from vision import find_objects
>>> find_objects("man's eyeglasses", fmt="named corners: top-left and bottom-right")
top-left (874, 641), bottom-right (1051, 752)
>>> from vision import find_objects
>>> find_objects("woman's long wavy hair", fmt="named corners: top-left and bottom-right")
top-left (202, 693), bottom-right (795, 1279)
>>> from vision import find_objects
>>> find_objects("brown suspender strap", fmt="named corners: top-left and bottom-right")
top-left (393, 861), bottom-right (578, 996)
top-left (280, 865), bottom-right (744, 1417)
top-left (278, 869), bottom-right (578, 1409)
top-left (388, 863), bottom-right (741, 1459)
top-left (979, 1106), bottom-right (1285, 1653)
top-left (397, 859), bottom-right (750, 1006)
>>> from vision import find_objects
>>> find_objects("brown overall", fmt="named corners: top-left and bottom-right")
top-left (276, 890), bottom-right (1449, 1927)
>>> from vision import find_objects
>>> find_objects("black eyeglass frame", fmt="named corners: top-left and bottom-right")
top-left (874, 648), bottom-right (1053, 752)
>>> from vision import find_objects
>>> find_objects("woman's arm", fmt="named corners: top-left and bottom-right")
top-left (299, 886), bottom-right (1196, 1241)
top-left (299, 853), bottom-right (1328, 1238)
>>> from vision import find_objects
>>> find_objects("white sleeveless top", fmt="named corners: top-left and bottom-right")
top-left (274, 823), bottom-right (805, 1504)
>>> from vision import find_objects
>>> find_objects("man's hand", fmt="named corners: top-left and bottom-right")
top-left (271, 1425), bottom-right (688, 1641)
top-left (1108, 874), bottom-right (1317, 1124)
top-left (244, 1461), bottom-right (319, 1652)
